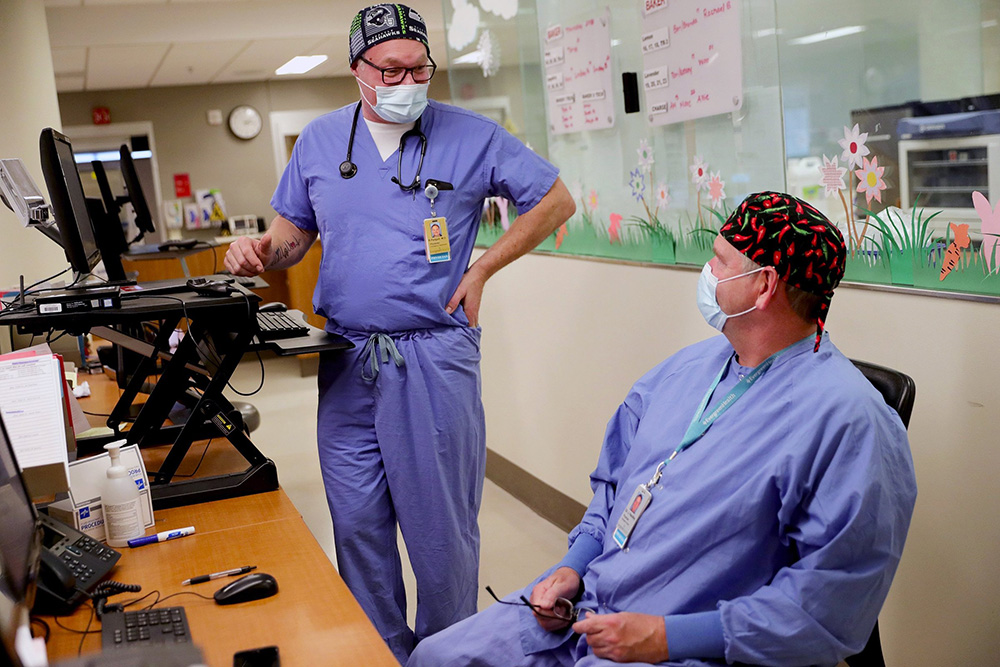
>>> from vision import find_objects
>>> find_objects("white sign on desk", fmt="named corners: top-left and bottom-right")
top-left (641, 0), bottom-right (743, 127)
top-left (542, 8), bottom-right (616, 135)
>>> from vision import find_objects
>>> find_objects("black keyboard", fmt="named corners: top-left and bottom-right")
top-left (102, 607), bottom-right (192, 649)
top-left (256, 310), bottom-right (309, 340)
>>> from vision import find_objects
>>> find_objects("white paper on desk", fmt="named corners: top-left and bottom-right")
top-left (66, 444), bottom-right (154, 529)
top-left (1, 342), bottom-right (92, 436)
top-left (0, 355), bottom-right (71, 474)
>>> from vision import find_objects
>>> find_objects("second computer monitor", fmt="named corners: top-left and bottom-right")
top-left (119, 144), bottom-right (155, 240)
top-left (39, 128), bottom-right (101, 275)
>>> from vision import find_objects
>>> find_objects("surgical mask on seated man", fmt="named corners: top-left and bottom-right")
top-left (696, 263), bottom-right (766, 331)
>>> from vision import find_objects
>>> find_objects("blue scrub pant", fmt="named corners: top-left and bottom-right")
top-left (406, 593), bottom-right (662, 666)
top-left (317, 325), bottom-right (486, 664)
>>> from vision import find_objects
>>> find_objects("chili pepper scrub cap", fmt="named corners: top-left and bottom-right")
top-left (719, 191), bottom-right (847, 352)
top-left (349, 4), bottom-right (429, 64)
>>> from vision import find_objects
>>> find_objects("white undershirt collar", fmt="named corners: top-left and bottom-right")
top-left (363, 117), bottom-right (414, 161)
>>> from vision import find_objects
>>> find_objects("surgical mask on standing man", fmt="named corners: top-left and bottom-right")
top-left (357, 78), bottom-right (429, 124)
top-left (696, 263), bottom-right (766, 331)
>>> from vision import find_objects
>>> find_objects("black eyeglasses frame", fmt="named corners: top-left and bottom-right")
top-left (484, 585), bottom-right (580, 624)
top-left (360, 55), bottom-right (438, 84)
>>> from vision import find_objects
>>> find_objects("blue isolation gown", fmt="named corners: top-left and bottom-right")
top-left (407, 333), bottom-right (917, 667)
top-left (271, 100), bottom-right (559, 663)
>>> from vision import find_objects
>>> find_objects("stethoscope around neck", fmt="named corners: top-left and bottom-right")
top-left (339, 101), bottom-right (427, 194)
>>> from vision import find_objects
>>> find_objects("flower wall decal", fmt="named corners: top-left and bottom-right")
top-left (690, 155), bottom-right (709, 189)
top-left (629, 167), bottom-right (646, 203)
top-left (655, 182), bottom-right (670, 209)
top-left (637, 139), bottom-right (655, 173)
top-left (855, 156), bottom-right (886, 204)
top-left (819, 155), bottom-right (847, 197)
top-left (707, 172), bottom-right (726, 209)
top-left (838, 124), bottom-right (870, 170)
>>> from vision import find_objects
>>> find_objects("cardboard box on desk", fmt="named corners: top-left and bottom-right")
top-left (48, 444), bottom-right (154, 542)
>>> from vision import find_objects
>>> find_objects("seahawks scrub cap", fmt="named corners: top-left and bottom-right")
top-left (349, 4), bottom-right (430, 64)
top-left (719, 191), bottom-right (846, 352)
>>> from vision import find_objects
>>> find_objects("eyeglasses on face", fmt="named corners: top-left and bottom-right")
top-left (360, 55), bottom-right (437, 84)
top-left (484, 585), bottom-right (579, 623)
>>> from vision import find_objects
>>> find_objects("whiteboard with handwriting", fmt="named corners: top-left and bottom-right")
top-left (640, 0), bottom-right (742, 127)
top-left (543, 9), bottom-right (615, 135)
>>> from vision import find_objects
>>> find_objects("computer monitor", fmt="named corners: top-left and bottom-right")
top-left (83, 198), bottom-right (129, 284)
top-left (91, 160), bottom-right (124, 227)
top-left (38, 128), bottom-right (101, 276)
top-left (118, 145), bottom-right (155, 242)
top-left (0, 412), bottom-right (43, 667)
top-left (79, 160), bottom-right (130, 284)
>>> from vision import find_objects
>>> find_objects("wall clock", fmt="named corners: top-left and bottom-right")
top-left (228, 105), bottom-right (262, 140)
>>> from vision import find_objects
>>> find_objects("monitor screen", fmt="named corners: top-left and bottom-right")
top-left (0, 413), bottom-right (42, 667)
top-left (119, 145), bottom-right (155, 237)
top-left (38, 128), bottom-right (101, 275)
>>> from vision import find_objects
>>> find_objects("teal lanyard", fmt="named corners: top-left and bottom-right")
top-left (647, 348), bottom-right (782, 488)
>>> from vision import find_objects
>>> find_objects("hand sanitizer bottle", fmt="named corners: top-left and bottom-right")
top-left (102, 440), bottom-right (143, 547)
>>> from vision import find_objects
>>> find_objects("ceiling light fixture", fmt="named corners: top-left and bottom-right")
top-left (788, 25), bottom-right (865, 46)
top-left (276, 55), bottom-right (328, 76)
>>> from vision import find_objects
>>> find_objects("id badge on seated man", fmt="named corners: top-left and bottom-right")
top-left (613, 484), bottom-right (653, 549)
top-left (424, 217), bottom-right (451, 264)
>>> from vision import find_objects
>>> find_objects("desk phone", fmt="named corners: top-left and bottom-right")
top-left (33, 512), bottom-right (121, 616)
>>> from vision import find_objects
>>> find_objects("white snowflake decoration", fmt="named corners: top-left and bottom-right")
top-left (478, 29), bottom-right (500, 77)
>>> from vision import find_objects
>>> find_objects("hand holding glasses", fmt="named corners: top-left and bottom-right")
top-left (485, 585), bottom-right (580, 625)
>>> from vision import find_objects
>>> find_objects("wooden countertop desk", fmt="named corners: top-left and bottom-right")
top-left (44, 374), bottom-right (396, 665)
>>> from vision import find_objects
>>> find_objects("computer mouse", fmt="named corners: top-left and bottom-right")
top-left (213, 572), bottom-right (278, 605)
top-left (258, 302), bottom-right (287, 312)
top-left (186, 278), bottom-right (233, 296)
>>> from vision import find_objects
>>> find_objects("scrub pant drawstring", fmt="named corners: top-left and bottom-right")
top-left (361, 332), bottom-right (405, 381)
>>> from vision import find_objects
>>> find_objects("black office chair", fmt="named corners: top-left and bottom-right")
top-left (844, 359), bottom-right (916, 667)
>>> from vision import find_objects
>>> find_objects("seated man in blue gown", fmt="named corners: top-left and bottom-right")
top-left (407, 192), bottom-right (917, 666)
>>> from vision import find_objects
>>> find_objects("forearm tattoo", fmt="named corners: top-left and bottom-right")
top-left (271, 239), bottom-right (300, 265)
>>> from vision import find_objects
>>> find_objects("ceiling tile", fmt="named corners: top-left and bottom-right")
top-left (45, 0), bottom-right (448, 90)
top-left (213, 36), bottom-right (324, 83)
top-left (55, 74), bottom-right (86, 93)
top-left (87, 43), bottom-right (170, 90)
top-left (51, 47), bottom-right (87, 75)
top-left (152, 40), bottom-right (249, 87)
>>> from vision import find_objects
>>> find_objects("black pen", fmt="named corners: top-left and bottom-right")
top-left (181, 565), bottom-right (256, 585)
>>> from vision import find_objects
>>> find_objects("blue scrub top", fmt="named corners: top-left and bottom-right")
top-left (271, 100), bottom-right (560, 333)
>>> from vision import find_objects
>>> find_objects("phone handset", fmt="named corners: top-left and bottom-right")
top-left (38, 549), bottom-right (77, 599)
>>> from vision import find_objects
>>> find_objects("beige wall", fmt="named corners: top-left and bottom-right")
top-left (0, 0), bottom-right (68, 292)
top-left (477, 249), bottom-right (1000, 665)
top-left (57, 76), bottom-right (450, 228)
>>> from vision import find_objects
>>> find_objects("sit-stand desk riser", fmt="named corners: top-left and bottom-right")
top-left (0, 281), bottom-right (353, 509)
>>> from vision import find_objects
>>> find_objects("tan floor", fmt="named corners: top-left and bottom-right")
top-left (228, 354), bottom-right (570, 622)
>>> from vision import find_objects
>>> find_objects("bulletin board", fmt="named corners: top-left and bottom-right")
top-left (640, 0), bottom-right (742, 126)
top-left (544, 10), bottom-right (616, 135)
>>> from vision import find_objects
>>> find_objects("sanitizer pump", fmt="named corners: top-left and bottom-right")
top-left (102, 440), bottom-right (143, 547)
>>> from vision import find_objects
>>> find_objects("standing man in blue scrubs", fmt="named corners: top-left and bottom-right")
top-left (225, 4), bottom-right (575, 662)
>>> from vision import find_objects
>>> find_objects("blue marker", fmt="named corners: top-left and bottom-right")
top-left (127, 526), bottom-right (195, 548)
